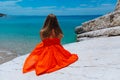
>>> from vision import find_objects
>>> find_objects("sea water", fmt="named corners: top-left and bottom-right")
top-left (0, 15), bottom-right (101, 55)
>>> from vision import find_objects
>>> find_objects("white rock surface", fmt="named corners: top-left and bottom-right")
top-left (0, 36), bottom-right (120, 80)
top-left (77, 26), bottom-right (120, 41)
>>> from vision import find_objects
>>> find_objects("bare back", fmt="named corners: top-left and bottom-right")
top-left (40, 29), bottom-right (63, 41)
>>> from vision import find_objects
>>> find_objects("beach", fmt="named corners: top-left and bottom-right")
top-left (0, 6), bottom-right (120, 80)
top-left (0, 36), bottom-right (120, 80)
top-left (0, 50), bottom-right (17, 64)
top-left (0, 0), bottom-right (119, 80)
top-left (0, 14), bottom-right (120, 80)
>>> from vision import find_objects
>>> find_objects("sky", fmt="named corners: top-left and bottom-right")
top-left (0, 0), bottom-right (117, 15)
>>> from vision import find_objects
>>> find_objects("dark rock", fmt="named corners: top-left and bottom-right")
top-left (0, 13), bottom-right (6, 17)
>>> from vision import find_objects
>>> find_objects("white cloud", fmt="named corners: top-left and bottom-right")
top-left (101, 3), bottom-right (114, 6)
top-left (79, 4), bottom-right (88, 7)
top-left (36, 6), bottom-right (56, 9)
top-left (0, 0), bottom-right (21, 6)
top-left (90, 0), bottom-right (97, 3)
top-left (0, 0), bottom-right (116, 15)
top-left (0, 0), bottom-right (57, 15)
top-left (64, 4), bottom-right (115, 15)
top-left (0, 0), bottom-right (22, 9)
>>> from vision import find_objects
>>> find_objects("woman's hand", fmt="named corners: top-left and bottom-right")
top-left (58, 33), bottom-right (64, 40)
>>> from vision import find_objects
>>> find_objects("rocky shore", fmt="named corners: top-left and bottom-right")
top-left (75, 0), bottom-right (120, 41)
top-left (77, 26), bottom-right (120, 41)
top-left (0, 50), bottom-right (17, 64)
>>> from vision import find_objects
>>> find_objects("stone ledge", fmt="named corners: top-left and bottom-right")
top-left (77, 26), bottom-right (120, 41)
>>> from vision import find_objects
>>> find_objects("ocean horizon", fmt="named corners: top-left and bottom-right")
top-left (0, 15), bottom-right (101, 55)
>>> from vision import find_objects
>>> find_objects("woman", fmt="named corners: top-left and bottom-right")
top-left (23, 14), bottom-right (78, 76)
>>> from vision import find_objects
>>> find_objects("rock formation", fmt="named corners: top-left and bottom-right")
top-left (77, 26), bottom-right (120, 41)
top-left (115, 0), bottom-right (120, 11)
top-left (0, 13), bottom-right (6, 17)
top-left (75, 0), bottom-right (120, 41)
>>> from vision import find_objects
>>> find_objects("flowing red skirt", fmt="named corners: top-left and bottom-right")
top-left (23, 38), bottom-right (78, 76)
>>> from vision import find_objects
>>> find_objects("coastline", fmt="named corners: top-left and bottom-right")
top-left (0, 36), bottom-right (120, 80)
top-left (0, 15), bottom-right (100, 62)
top-left (0, 50), bottom-right (17, 64)
top-left (0, 0), bottom-right (119, 79)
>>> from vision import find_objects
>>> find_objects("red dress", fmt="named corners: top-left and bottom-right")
top-left (23, 38), bottom-right (78, 76)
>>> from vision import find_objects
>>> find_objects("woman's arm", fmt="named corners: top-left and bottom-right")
top-left (40, 30), bottom-right (44, 41)
top-left (58, 33), bottom-right (64, 40)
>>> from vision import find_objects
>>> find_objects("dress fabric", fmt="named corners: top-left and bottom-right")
top-left (23, 38), bottom-right (78, 76)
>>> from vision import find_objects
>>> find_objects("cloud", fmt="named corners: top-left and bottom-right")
top-left (79, 4), bottom-right (88, 7)
top-left (0, 0), bottom-right (21, 8)
top-left (90, 0), bottom-right (97, 2)
top-left (0, 0), bottom-right (57, 15)
top-left (101, 3), bottom-right (114, 6)
top-left (0, 0), bottom-right (116, 15)
top-left (65, 4), bottom-right (115, 15)
top-left (36, 6), bottom-right (56, 9)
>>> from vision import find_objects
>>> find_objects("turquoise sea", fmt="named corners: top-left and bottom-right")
top-left (0, 15), bottom-right (101, 55)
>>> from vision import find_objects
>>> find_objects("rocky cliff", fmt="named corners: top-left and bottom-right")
top-left (115, 0), bottom-right (120, 11)
top-left (75, 0), bottom-right (120, 41)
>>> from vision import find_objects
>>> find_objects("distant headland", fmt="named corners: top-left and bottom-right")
top-left (0, 13), bottom-right (7, 17)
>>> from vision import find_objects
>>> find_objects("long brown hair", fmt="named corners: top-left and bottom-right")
top-left (41, 14), bottom-right (63, 38)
